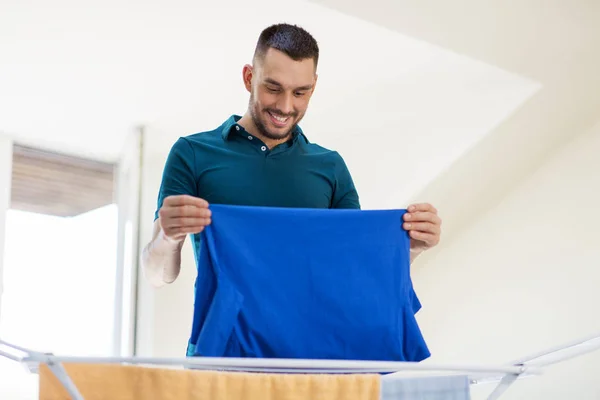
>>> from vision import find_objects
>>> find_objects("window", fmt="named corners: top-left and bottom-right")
top-left (0, 144), bottom-right (118, 399)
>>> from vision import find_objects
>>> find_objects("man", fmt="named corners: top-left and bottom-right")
top-left (142, 23), bottom-right (442, 289)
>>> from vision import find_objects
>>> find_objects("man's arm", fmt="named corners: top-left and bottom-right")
top-left (410, 248), bottom-right (425, 264)
top-left (330, 152), bottom-right (361, 209)
top-left (142, 218), bottom-right (185, 287)
top-left (141, 195), bottom-right (211, 288)
top-left (142, 136), bottom-right (210, 287)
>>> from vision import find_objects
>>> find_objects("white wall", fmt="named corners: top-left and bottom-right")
top-left (0, 134), bottom-right (13, 319)
top-left (412, 121), bottom-right (600, 399)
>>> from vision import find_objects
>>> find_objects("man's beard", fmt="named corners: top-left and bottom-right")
top-left (249, 95), bottom-right (299, 141)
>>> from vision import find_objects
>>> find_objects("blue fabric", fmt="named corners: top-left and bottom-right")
top-left (187, 204), bottom-right (430, 362)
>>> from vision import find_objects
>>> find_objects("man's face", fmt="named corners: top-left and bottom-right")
top-left (244, 48), bottom-right (317, 141)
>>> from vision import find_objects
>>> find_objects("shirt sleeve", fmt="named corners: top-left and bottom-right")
top-left (331, 152), bottom-right (361, 209)
top-left (154, 137), bottom-right (197, 221)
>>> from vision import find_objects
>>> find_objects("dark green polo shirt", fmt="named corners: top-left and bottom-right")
top-left (155, 115), bottom-right (360, 217)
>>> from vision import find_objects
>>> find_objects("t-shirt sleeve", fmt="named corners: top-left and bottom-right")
top-left (331, 152), bottom-right (361, 210)
top-left (154, 137), bottom-right (197, 221)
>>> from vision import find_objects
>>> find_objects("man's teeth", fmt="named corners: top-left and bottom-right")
top-left (271, 113), bottom-right (288, 123)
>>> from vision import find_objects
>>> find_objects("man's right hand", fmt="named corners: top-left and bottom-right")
top-left (158, 195), bottom-right (212, 243)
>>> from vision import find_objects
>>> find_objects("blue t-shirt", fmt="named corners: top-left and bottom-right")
top-left (187, 204), bottom-right (430, 362)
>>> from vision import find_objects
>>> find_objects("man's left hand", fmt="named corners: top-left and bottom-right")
top-left (403, 203), bottom-right (442, 254)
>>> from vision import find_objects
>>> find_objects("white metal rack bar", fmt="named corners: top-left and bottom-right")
top-left (484, 332), bottom-right (600, 399)
top-left (0, 332), bottom-right (599, 400)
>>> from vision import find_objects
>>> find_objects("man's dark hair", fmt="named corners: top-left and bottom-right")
top-left (253, 23), bottom-right (319, 69)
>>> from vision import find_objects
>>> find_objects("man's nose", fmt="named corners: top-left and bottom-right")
top-left (276, 93), bottom-right (294, 115)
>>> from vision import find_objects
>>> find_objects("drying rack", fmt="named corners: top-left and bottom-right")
top-left (1, 332), bottom-right (599, 400)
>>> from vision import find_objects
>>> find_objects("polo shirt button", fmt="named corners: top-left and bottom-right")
top-left (248, 136), bottom-right (253, 140)
top-left (261, 146), bottom-right (267, 151)
top-left (235, 125), bottom-right (240, 131)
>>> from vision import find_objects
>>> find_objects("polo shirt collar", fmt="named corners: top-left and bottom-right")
top-left (221, 114), bottom-right (307, 144)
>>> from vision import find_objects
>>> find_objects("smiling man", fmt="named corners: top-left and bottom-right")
top-left (239, 33), bottom-right (317, 148)
top-left (143, 23), bottom-right (442, 294)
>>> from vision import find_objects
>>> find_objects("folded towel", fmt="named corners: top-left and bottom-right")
top-left (39, 363), bottom-right (381, 400)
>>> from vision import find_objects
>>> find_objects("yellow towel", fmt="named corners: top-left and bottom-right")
top-left (39, 362), bottom-right (381, 400)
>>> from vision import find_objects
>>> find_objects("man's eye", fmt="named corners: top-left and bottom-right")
top-left (295, 91), bottom-right (306, 97)
top-left (266, 86), bottom-right (279, 93)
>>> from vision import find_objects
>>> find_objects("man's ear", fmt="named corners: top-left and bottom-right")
top-left (242, 64), bottom-right (253, 93)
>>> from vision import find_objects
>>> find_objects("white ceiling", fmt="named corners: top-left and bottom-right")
top-left (0, 0), bottom-right (541, 215)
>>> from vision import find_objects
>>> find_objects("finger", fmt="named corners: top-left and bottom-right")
top-left (409, 230), bottom-right (439, 245)
top-left (407, 203), bottom-right (436, 213)
top-left (164, 224), bottom-right (208, 237)
top-left (404, 211), bottom-right (441, 224)
top-left (403, 222), bottom-right (440, 234)
top-left (163, 195), bottom-right (209, 208)
top-left (160, 205), bottom-right (212, 219)
top-left (163, 217), bottom-right (212, 229)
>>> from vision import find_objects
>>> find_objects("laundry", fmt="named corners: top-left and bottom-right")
top-left (3, 332), bottom-right (600, 400)
top-left (37, 363), bottom-right (381, 400)
top-left (381, 374), bottom-right (472, 400)
top-left (187, 204), bottom-right (430, 362)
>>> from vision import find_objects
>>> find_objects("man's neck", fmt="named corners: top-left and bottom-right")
top-left (237, 113), bottom-right (289, 149)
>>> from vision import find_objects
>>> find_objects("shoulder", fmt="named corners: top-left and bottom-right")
top-left (181, 114), bottom-right (239, 145)
top-left (300, 137), bottom-right (349, 170)
top-left (299, 135), bottom-right (344, 160)
top-left (164, 121), bottom-right (228, 169)
top-left (181, 127), bottom-right (223, 146)
top-left (167, 121), bottom-right (227, 155)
